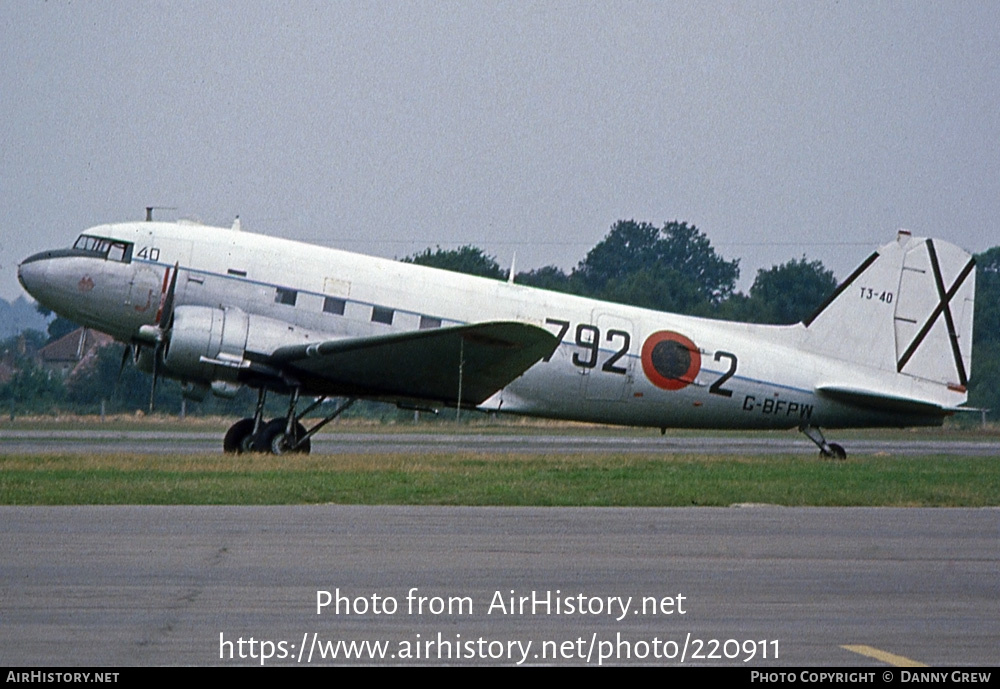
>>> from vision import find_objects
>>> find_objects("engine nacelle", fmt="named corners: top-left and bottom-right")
top-left (162, 306), bottom-right (250, 382)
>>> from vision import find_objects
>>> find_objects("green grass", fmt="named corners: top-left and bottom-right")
top-left (1, 452), bottom-right (997, 506)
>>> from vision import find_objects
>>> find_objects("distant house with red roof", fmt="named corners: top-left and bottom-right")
top-left (37, 328), bottom-right (114, 379)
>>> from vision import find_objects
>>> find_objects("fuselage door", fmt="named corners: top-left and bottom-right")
top-left (584, 312), bottom-right (635, 401)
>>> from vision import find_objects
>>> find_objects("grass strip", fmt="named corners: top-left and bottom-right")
top-left (1, 452), bottom-right (997, 507)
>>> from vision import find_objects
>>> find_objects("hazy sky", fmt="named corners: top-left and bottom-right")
top-left (3, 1), bottom-right (998, 301)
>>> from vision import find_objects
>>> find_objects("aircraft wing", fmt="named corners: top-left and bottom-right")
top-left (268, 321), bottom-right (558, 406)
top-left (815, 385), bottom-right (955, 417)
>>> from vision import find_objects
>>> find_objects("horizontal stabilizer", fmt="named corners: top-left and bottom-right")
top-left (270, 321), bottom-right (558, 406)
top-left (815, 385), bottom-right (951, 417)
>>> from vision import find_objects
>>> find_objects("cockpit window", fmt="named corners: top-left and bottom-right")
top-left (73, 235), bottom-right (133, 263)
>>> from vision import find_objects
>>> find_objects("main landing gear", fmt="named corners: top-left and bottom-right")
top-left (223, 388), bottom-right (357, 455)
top-left (800, 425), bottom-right (847, 460)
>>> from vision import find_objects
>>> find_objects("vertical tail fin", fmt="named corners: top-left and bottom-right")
top-left (802, 231), bottom-right (975, 392)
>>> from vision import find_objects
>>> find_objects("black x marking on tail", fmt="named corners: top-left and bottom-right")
top-left (896, 240), bottom-right (975, 386)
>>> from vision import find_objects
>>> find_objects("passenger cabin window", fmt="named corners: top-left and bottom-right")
top-left (371, 306), bottom-right (394, 325)
top-left (275, 288), bottom-right (297, 306)
top-left (323, 297), bottom-right (346, 315)
top-left (419, 316), bottom-right (442, 330)
top-left (73, 235), bottom-right (132, 263)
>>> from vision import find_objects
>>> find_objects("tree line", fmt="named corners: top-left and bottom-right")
top-left (406, 219), bottom-right (839, 325)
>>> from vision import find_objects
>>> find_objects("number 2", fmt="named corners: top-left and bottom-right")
top-left (709, 351), bottom-right (737, 397)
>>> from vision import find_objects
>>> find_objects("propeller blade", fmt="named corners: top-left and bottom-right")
top-left (155, 262), bottom-right (180, 327)
top-left (149, 343), bottom-right (161, 413)
top-left (148, 262), bottom-right (178, 413)
top-left (111, 343), bottom-right (132, 402)
top-left (117, 345), bottom-right (130, 384)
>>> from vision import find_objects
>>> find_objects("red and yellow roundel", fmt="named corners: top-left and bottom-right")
top-left (641, 331), bottom-right (701, 390)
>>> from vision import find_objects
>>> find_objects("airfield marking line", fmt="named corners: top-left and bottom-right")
top-left (841, 644), bottom-right (927, 667)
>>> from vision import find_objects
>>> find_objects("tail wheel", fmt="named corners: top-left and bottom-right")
top-left (822, 443), bottom-right (847, 460)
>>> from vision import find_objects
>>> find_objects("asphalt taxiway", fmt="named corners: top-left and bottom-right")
top-left (2, 428), bottom-right (997, 666)
top-left (1, 505), bottom-right (997, 666)
top-left (1, 428), bottom-right (998, 456)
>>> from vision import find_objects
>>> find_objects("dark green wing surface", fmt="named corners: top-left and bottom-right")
top-left (269, 321), bottom-right (558, 406)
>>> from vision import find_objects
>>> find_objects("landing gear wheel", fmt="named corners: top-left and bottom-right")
top-left (223, 418), bottom-right (256, 454)
top-left (253, 419), bottom-right (283, 453)
top-left (255, 418), bottom-right (311, 455)
top-left (821, 442), bottom-right (847, 460)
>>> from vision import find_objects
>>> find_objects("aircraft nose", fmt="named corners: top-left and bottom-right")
top-left (17, 251), bottom-right (54, 300)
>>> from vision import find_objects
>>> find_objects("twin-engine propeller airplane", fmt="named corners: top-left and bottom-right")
top-left (18, 214), bottom-right (975, 458)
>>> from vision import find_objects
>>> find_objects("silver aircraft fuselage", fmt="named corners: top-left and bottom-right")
top-left (19, 220), bottom-right (974, 437)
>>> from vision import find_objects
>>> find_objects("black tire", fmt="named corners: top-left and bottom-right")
top-left (252, 418), bottom-right (284, 453)
top-left (828, 443), bottom-right (847, 460)
top-left (223, 418), bottom-right (255, 454)
top-left (255, 418), bottom-right (311, 455)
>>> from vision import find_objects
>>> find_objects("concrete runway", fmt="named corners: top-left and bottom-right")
top-left (1, 505), bottom-right (997, 667)
top-left (2, 428), bottom-right (999, 456)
